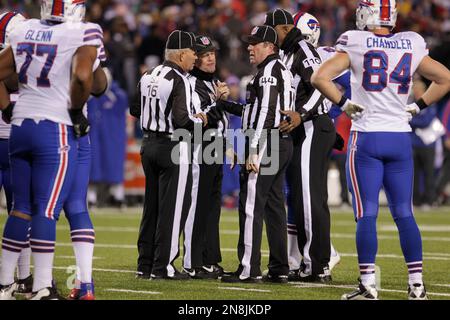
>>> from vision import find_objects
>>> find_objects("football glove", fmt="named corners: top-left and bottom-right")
top-left (1, 102), bottom-right (14, 124)
top-left (69, 109), bottom-right (90, 138)
top-left (342, 99), bottom-right (365, 120)
top-left (406, 102), bottom-right (420, 117)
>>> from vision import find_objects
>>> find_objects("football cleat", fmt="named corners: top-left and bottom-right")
top-left (79, 282), bottom-right (95, 300)
top-left (342, 280), bottom-right (378, 300)
top-left (262, 273), bottom-right (288, 284)
top-left (0, 283), bottom-right (17, 300)
top-left (15, 275), bottom-right (33, 299)
top-left (29, 287), bottom-right (66, 300)
top-left (221, 272), bottom-right (263, 284)
top-left (67, 288), bottom-right (80, 300)
top-left (151, 268), bottom-right (190, 280)
top-left (408, 283), bottom-right (428, 300)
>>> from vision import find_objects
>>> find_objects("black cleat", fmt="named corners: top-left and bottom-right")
top-left (151, 269), bottom-right (190, 280)
top-left (221, 272), bottom-right (263, 284)
top-left (263, 273), bottom-right (288, 284)
top-left (135, 271), bottom-right (151, 280)
top-left (15, 275), bottom-right (33, 299)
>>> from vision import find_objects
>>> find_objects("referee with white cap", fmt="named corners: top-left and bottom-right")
top-left (131, 30), bottom-right (207, 280)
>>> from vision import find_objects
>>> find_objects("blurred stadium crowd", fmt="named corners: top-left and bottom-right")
top-left (1, 0), bottom-right (449, 208)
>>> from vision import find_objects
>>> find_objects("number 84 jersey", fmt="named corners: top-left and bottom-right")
top-left (8, 19), bottom-right (103, 125)
top-left (335, 30), bottom-right (428, 132)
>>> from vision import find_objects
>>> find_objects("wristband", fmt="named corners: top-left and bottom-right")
top-left (416, 98), bottom-right (428, 110)
top-left (337, 96), bottom-right (348, 108)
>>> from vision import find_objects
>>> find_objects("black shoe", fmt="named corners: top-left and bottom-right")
top-left (299, 267), bottom-right (332, 283)
top-left (183, 266), bottom-right (222, 280)
top-left (135, 271), bottom-right (151, 280)
top-left (151, 269), bottom-right (190, 280)
top-left (15, 275), bottom-right (33, 297)
top-left (287, 269), bottom-right (301, 282)
top-left (263, 273), bottom-right (288, 284)
top-left (221, 272), bottom-right (263, 284)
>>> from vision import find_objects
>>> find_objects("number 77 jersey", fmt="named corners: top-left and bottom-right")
top-left (335, 30), bottom-right (428, 132)
top-left (8, 19), bottom-right (103, 125)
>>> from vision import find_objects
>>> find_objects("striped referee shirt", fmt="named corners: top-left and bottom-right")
top-left (131, 61), bottom-right (202, 133)
top-left (280, 28), bottom-right (328, 121)
top-left (242, 53), bottom-right (295, 149)
top-left (188, 67), bottom-right (229, 137)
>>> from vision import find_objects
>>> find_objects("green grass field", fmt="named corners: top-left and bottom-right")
top-left (1, 207), bottom-right (449, 300)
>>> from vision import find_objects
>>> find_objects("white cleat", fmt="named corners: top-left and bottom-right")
top-left (408, 283), bottom-right (428, 300)
top-left (0, 283), bottom-right (17, 300)
top-left (29, 287), bottom-right (65, 300)
top-left (329, 252), bottom-right (341, 271)
top-left (342, 281), bottom-right (378, 300)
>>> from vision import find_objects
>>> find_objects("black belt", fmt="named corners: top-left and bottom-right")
top-left (143, 130), bottom-right (173, 139)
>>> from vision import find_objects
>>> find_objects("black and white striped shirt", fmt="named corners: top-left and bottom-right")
top-left (131, 61), bottom-right (202, 133)
top-left (242, 54), bottom-right (295, 149)
top-left (280, 28), bottom-right (328, 121)
top-left (188, 67), bottom-right (229, 137)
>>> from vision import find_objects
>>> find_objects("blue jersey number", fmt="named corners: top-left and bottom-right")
top-left (362, 50), bottom-right (412, 94)
top-left (17, 43), bottom-right (57, 87)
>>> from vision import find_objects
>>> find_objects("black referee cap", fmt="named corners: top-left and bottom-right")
top-left (244, 25), bottom-right (278, 45)
top-left (166, 30), bottom-right (195, 50)
top-left (264, 8), bottom-right (294, 27)
top-left (195, 35), bottom-right (217, 54)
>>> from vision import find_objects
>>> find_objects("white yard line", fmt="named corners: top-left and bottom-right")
top-left (292, 283), bottom-right (450, 298)
top-left (105, 288), bottom-right (161, 295)
top-left (218, 286), bottom-right (271, 293)
top-left (52, 266), bottom-right (135, 273)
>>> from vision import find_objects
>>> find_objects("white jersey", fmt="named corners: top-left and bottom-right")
top-left (8, 19), bottom-right (103, 125)
top-left (335, 30), bottom-right (428, 132)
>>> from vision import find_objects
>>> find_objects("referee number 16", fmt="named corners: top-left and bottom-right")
top-left (147, 84), bottom-right (159, 98)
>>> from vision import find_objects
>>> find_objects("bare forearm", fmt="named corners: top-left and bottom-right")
top-left (0, 82), bottom-right (10, 109)
top-left (70, 75), bottom-right (92, 110)
top-left (421, 81), bottom-right (450, 106)
top-left (91, 66), bottom-right (107, 96)
top-left (311, 76), bottom-right (343, 104)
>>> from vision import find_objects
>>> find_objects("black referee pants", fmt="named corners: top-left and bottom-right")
top-left (286, 114), bottom-right (336, 276)
top-left (236, 135), bottom-right (293, 278)
top-left (137, 135), bottom-right (192, 276)
top-left (183, 140), bottom-right (223, 269)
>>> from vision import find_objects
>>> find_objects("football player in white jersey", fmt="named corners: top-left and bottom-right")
top-left (312, 0), bottom-right (450, 300)
top-left (0, 0), bottom-right (107, 300)
top-left (285, 12), bottom-right (348, 280)
top-left (0, 11), bottom-right (34, 297)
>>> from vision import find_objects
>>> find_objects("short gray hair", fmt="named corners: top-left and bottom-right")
top-left (165, 48), bottom-right (193, 62)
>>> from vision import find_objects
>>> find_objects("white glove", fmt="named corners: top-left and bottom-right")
top-left (406, 102), bottom-right (420, 117)
top-left (342, 99), bottom-right (365, 120)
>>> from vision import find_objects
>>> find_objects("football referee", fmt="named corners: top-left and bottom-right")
top-left (221, 25), bottom-right (294, 283)
top-left (265, 9), bottom-right (336, 282)
top-left (130, 30), bottom-right (207, 280)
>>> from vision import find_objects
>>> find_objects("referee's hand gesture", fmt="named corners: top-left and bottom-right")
top-left (279, 110), bottom-right (301, 133)
top-left (194, 113), bottom-right (208, 127)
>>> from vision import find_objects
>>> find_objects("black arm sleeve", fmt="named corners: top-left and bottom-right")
top-left (216, 100), bottom-right (244, 116)
top-left (130, 80), bottom-right (141, 118)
